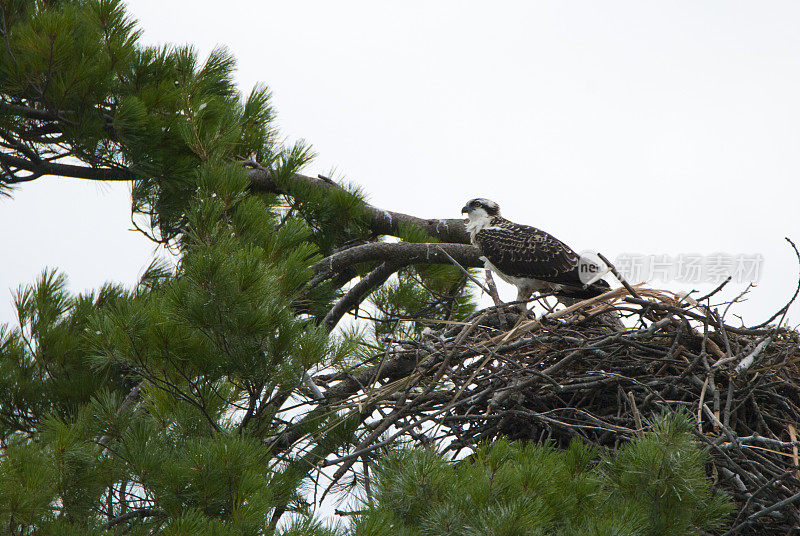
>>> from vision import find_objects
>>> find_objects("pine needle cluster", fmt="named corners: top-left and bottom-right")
top-left (353, 412), bottom-right (733, 536)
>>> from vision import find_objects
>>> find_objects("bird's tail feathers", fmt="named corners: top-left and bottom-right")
top-left (559, 278), bottom-right (611, 299)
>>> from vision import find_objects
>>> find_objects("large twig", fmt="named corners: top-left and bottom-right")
top-left (721, 490), bottom-right (800, 535)
top-left (750, 237), bottom-right (800, 329)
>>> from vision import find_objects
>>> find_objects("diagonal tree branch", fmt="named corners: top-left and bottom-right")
top-left (103, 508), bottom-right (165, 529)
top-left (322, 261), bottom-right (400, 331)
top-left (0, 152), bottom-right (136, 182)
top-left (0, 101), bottom-right (65, 122)
top-left (247, 167), bottom-right (470, 244)
top-left (0, 101), bottom-right (113, 125)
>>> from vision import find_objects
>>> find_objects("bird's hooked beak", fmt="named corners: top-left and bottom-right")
top-left (461, 205), bottom-right (471, 215)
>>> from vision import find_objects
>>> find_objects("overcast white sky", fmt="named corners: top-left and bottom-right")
top-left (2, 1), bottom-right (799, 327)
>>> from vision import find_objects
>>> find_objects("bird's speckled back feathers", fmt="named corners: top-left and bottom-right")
top-left (474, 216), bottom-right (588, 290)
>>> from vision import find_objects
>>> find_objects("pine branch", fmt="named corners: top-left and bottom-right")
top-left (0, 152), bottom-right (136, 182)
top-left (0, 100), bottom-right (470, 241)
top-left (0, 145), bottom-right (471, 243)
top-left (0, 101), bottom-right (114, 125)
top-left (315, 242), bottom-right (482, 331)
top-left (103, 508), bottom-right (165, 529)
top-left (0, 101), bottom-right (66, 122)
top-left (247, 167), bottom-right (470, 243)
top-left (313, 242), bottom-right (480, 278)
top-left (322, 261), bottom-right (400, 331)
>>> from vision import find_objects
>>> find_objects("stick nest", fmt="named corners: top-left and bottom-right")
top-left (352, 285), bottom-right (800, 534)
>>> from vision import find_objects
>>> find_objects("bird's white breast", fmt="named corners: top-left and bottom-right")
top-left (465, 212), bottom-right (494, 243)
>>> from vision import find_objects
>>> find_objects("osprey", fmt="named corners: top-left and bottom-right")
top-left (461, 198), bottom-right (610, 305)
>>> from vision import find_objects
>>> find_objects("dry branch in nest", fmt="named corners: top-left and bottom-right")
top-left (317, 271), bottom-right (800, 534)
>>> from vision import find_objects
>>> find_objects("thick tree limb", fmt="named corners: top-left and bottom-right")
top-left (248, 167), bottom-right (470, 243)
top-left (0, 152), bottom-right (135, 182)
top-left (0, 101), bottom-right (114, 125)
top-left (315, 242), bottom-right (482, 331)
top-left (314, 241), bottom-right (481, 277)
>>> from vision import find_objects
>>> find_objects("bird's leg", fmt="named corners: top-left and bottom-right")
top-left (539, 295), bottom-right (557, 314)
top-left (484, 270), bottom-right (510, 327)
top-left (515, 287), bottom-right (535, 317)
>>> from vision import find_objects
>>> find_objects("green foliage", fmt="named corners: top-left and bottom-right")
top-left (352, 412), bottom-right (733, 536)
top-left (272, 168), bottom-right (372, 256)
top-left (0, 187), bottom-right (344, 532)
top-left (0, 2), bottom-right (711, 536)
top-left (604, 412), bottom-right (735, 535)
top-left (0, 3), bottom-right (360, 533)
top-left (0, 441), bottom-right (59, 530)
top-left (0, 0), bottom-right (367, 249)
top-left (367, 261), bottom-right (476, 343)
top-left (362, 222), bottom-right (477, 342)
top-left (0, 269), bottom-right (131, 442)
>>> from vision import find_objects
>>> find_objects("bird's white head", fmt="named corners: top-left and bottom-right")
top-left (461, 198), bottom-right (500, 221)
top-left (461, 198), bottom-right (500, 238)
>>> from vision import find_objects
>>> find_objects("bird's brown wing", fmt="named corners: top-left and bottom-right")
top-left (474, 219), bottom-right (585, 288)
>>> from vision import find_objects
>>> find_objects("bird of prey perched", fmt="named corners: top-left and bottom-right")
top-left (461, 198), bottom-right (610, 307)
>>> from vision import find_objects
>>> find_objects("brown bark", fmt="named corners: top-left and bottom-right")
top-left (247, 167), bottom-right (470, 244)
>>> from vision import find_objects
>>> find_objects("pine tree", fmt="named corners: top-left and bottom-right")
top-left (352, 412), bottom-right (733, 536)
top-left (0, 2), bottom-right (731, 535)
top-left (0, 1), bottom-right (474, 534)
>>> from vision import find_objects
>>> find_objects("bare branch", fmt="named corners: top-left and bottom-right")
top-left (313, 242), bottom-right (480, 278)
top-left (751, 237), bottom-right (800, 329)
